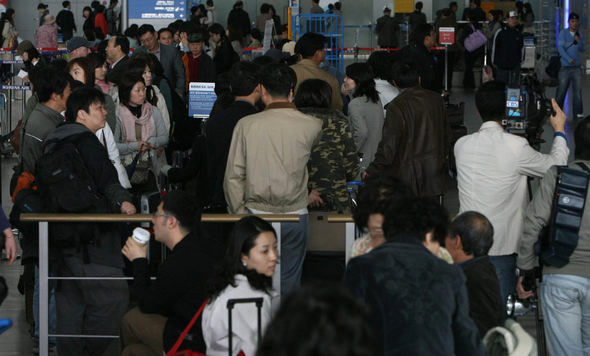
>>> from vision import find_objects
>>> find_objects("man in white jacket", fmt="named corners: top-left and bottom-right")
top-left (454, 80), bottom-right (569, 304)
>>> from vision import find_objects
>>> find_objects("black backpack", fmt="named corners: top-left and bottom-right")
top-left (35, 133), bottom-right (109, 251)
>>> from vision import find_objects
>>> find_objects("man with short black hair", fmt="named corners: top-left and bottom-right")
top-left (224, 63), bottom-right (322, 295)
top-left (344, 196), bottom-right (485, 355)
top-left (454, 80), bottom-right (569, 304)
top-left (365, 61), bottom-right (449, 198)
top-left (120, 191), bottom-right (215, 355)
top-left (291, 32), bottom-right (343, 111)
top-left (158, 28), bottom-right (174, 46)
top-left (310, 0), bottom-right (323, 14)
top-left (136, 24), bottom-right (186, 97)
top-left (207, 61), bottom-right (260, 212)
top-left (409, 1), bottom-right (427, 32)
top-left (399, 23), bottom-right (439, 92)
top-left (56, 1), bottom-right (76, 41)
top-left (105, 35), bottom-right (130, 85)
top-left (105, 0), bottom-right (119, 35)
top-left (227, 1), bottom-right (251, 45)
top-left (48, 86), bottom-right (136, 355)
top-left (37, 3), bottom-right (49, 27)
top-left (446, 211), bottom-right (504, 335)
top-left (20, 66), bottom-right (71, 174)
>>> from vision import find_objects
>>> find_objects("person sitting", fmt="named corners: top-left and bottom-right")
top-left (120, 191), bottom-right (216, 355)
top-left (343, 196), bottom-right (485, 355)
top-left (114, 73), bottom-right (168, 194)
top-left (445, 211), bottom-right (504, 335)
top-left (202, 216), bottom-right (278, 356)
top-left (294, 78), bottom-right (359, 212)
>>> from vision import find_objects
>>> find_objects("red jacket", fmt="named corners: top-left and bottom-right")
top-left (94, 13), bottom-right (108, 39)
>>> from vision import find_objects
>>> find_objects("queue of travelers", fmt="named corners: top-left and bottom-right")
top-left (0, 1), bottom-right (588, 356)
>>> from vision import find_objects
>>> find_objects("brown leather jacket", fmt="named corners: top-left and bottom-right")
top-left (366, 85), bottom-right (450, 197)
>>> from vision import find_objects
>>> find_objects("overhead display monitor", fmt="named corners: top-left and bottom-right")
top-left (128, 0), bottom-right (186, 20)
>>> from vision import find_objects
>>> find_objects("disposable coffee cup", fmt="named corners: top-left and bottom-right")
top-left (132, 227), bottom-right (150, 246)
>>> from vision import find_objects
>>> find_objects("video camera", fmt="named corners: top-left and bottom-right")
top-left (502, 72), bottom-right (554, 150)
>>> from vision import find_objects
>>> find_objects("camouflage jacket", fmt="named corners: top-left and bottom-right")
top-left (299, 107), bottom-right (360, 212)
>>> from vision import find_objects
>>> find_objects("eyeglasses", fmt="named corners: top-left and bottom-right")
top-left (153, 212), bottom-right (171, 219)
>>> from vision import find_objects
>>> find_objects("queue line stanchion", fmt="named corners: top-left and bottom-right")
top-left (21, 213), bottom-right (301, 356)
top-left (444, 44), bottom-right (449, 92)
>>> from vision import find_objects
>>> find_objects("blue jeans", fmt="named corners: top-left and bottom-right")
top-left (489, 254), bottom-right (516, 306)
top-left (556, 66), bottom-right (584, 117)
top-left (541, 274), bottom-right (590, 355)
top-left (280, 214), bottom-right (309, 296)
top-left (33, 266), bottom-right (57, 345)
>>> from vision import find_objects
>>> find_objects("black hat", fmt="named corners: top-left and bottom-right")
top-left (569, 12), bottom-right (580, 21)
top-left (187, 32), bottom-right (204, 43)
top-left (37, 3), bottom-right (48, 9)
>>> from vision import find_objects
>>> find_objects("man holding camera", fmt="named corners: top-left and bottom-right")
top-left (517, 116), bottom-right (590, 355)
top-left (454, 80), bottom-right (569, 304)
top-left (556, 12), bottom-right (585, 119)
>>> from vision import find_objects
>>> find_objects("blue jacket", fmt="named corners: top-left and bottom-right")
top-left (343, 235), bottom-right (485, 356)
top-left (558, 28), bottom-right (586, 67)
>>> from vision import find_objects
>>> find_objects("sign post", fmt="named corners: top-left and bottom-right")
top-left (438, 27), bottom-right (455, 92)
top-left (188, 82), bottom-right (217, 119)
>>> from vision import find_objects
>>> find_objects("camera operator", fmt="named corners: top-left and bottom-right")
top-left (516, 116), bottom-right (590, 355)
top-left (454, 80), bottom-right (569, 304)
top-left (556, 12), bottom-right (585, 119)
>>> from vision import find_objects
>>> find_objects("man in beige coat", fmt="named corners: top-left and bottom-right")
top-left (224, 63), bottom-right (322, 296)
top-left (291, 32), bottom-right (343, 112)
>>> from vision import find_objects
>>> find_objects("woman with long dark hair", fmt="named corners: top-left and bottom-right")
top-left (202, 216), bottom-right (277, 356)
top-left (114, 73), bottom-right (169, 193)
top-left (1, 8), bottom-right (17, 49)
top-left (208, 23), bottom-right (240, 74)
top-left (341, 62), bottom-right (384, 171)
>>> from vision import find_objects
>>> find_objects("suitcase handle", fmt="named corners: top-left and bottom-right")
top-left (227, 298), bottom-right (264, 356)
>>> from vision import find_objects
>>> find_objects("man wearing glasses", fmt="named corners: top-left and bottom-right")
top-left (120, 191), bottom-right (216, 355)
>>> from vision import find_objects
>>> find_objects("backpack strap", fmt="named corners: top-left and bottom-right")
top-left (576, 162), bottom-right (590, 172)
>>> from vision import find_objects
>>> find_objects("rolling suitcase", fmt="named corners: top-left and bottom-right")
top-left (227, 298), bottom-right (264, 356)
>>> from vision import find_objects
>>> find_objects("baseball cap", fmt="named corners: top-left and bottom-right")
top-left (66, 37), bottom-right (92, 53)
top-left (569, 12), bottom-right (580, 21)
top-left (16, 40), bottom-right (35, 56)
top-left (508, 11), bottom-right (518, 18)
top-left (187, 32), bottom-right (204, 43)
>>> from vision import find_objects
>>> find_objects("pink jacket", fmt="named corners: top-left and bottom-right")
top-left (36, 25), bottom-right (57, 48)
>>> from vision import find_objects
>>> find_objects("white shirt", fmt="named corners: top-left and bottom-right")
top-left (374, 79), bottom-right (399, 116)
top-left (202, 275), bottom-right (276, 356)
top-left (454, 121), bottom-right (569, 256)
top-left (95, 122), bottom-right (131, 188)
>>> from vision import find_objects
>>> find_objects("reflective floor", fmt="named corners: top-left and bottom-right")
top-left (1, 73), bottom-right (589, 355)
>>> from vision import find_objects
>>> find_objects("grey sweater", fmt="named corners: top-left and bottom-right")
top-left (517, 160), bottom-right (590, 279)
top-left (347, 95), bottom-right (384, 170)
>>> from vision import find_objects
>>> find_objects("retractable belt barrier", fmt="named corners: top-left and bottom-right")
top-left (20, 213), bottom-right (321, 356)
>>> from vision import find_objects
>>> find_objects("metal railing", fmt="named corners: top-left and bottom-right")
top-left (20, 213), bottom-right (307, 356)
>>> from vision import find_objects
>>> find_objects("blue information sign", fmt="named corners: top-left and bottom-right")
top-left (128, 0), bottom-right (186, 20)
top-left (188, 82), bottom-right (217, 118)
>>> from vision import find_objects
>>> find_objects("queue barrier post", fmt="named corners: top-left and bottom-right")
top-left (20, 213), bottom-right (301, 356)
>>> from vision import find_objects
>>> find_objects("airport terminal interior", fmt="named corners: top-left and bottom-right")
top-left (1, 0), bottom-right (590, 354)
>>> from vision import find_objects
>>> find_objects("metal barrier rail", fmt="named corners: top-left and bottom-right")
top-left (20, 213), bottom-right (301, 356)
top-left (327, 215), bottom-right (355, 263)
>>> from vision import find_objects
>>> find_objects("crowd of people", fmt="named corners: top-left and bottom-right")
top-left (0, 1), bottom-right (588, 356)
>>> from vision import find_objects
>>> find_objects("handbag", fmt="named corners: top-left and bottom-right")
top-left (166, 298), bottom-right (209, 356)
top-left (464, 24), bottom-right (487, 52)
